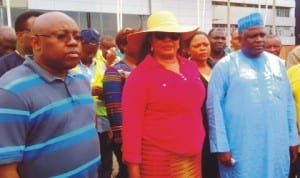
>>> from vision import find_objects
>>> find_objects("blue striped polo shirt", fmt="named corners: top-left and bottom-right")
top-left (0, 57), bottom-right (100, 178)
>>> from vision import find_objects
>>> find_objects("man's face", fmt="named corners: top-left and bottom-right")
top-left (100, 39), bottom-right (116, 59)
top-left (34, 20), bottom-right (82, 71)
top-left (241, 27), bottom-right (266, 57)
top-left (209, 30), bottom-right (226, 52)
top-left (264, 38), bottom-right (281, 56)
top-left (230, 31), bottom-right (241, 51)
top-left (81, 43), bottom-right (98, 62)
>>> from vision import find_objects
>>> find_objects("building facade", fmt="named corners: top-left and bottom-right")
top-left (295, 0), bottom-right (300, 44)
top-left (212, 0), bottom-right (295, 45)
top-left (0, 0), bottom-right (296, 45)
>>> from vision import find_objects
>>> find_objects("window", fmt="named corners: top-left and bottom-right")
top-left (276, 26), bottom-right (294, 37)
top-left (276, 7), bottom-right (290, 17)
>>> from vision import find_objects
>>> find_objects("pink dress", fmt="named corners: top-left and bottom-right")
top-left (122, 54), bottom-right (206, 177)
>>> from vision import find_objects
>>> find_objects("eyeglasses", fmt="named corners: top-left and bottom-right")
top-left (35, 33), bottom-right (83, 42)
top-left (153, 32), bottom-right (180, 41)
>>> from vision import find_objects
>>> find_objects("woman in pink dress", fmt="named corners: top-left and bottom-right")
top-left (122, 11), bottom-right (206, 178)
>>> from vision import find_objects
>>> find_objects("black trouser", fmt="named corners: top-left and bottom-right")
top-left (289, 153), bottom-right (300, 178)
top-left (112, 140), bottom-right (128, 178)
top-left (202, 135), bottom-right (219, 178)
top-left (98, 132), bottom-right (113, 178)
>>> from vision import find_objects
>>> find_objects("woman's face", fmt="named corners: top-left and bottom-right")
top-left (151, 32), bottom-right (180, 59)
top-left (188, 34), bottom-right (211, 62)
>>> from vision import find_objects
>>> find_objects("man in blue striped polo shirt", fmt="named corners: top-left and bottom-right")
top-left (0, 11), bottom-right (100, 178)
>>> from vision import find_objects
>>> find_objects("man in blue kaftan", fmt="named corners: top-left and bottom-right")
top-left (206, 12), bottom-right (299, 178)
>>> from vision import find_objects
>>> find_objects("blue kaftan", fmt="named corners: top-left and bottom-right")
top-left (206, 51), bottom-right (299, 178)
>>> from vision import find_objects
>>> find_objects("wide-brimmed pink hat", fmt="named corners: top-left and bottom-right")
top-left (127, 11), bottom-right (199, 56)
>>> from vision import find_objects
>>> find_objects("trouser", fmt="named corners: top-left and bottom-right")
top-left (98, 132), bottom-right (113, 178)
top-left (289, 153), bottom-right (300, 178)
top-left (202, 135), bottom-right (219, 178)
top-left (112, 141), bottom-right (128, 178)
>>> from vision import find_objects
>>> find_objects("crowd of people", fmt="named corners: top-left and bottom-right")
top-left (0, 9), bottom-right (299, 178)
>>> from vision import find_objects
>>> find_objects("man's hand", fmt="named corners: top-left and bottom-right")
top-left (290, 145), bottom-right (299, 163)
top-left (218, 152), bottom-right (233, 167)
top-left (92, 86), bottom-right (103, 99)
top-left (105, 47), bottom-right (117, 66)
top-left (107, 129), bottom-right (113, 140)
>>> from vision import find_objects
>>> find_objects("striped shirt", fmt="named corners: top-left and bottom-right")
top-left (0, 57), bottom-right (100, 178)
top-left (103, 61), bottom-right (133, 138)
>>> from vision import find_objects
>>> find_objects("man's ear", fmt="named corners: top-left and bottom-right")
top-left (16, 32), bottom-right (24, 42)
top-left (31, 35), bottom-right (41, 51)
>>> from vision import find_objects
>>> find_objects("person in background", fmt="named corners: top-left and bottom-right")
top-left (0, 10), bottom-right (43, 77)
top-left (264, 34), bottom-right (282, 57)
top-left (287, 64), bottom-right (300, 178)
top-left (99, 35), bottom-right (121, 67)
top-left (206, 12), bottom-right (299, 178)
top-left (185, 31), bottom-right (219, 178)
top-left (208, 28), bottom-right (227, 62)
top-left (264, 34), bottom-right (285, 64)
top-left (286, 45), bottom-right (300, 69)
top-left (103, 27), bottom-right (140, 178)
top-left (0, 11), bottom-right (100, 178)
top-left (122, 11), bottom-right (205, 178)
top-left (0, 26), bottom-right (17, 57)
top-left (79, 29), bottom-right (114, 178)
top-left (73, 28), bottom-right (111, 178)
top-left (230, 30), bottom-right (241, 52)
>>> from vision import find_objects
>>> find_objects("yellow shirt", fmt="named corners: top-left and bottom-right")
top-left (73, 57), bottom-right (107, 117)
top-left (287, 64), bottom-right (300, 152)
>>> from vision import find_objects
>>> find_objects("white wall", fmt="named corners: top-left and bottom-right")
top-left (3, 0), bottom-right (296, 44)
top-left (4, 0), bottom-right (26, 8)
top-left (150, 0), bottom-right (213, 32)
top-left (212, 5), bottom-right (295, 26)
top-left (26, 0), bottom-right (214, 32)
top-left (27, 0), bottom-right (149, 14)
top-left (213, 0), bottom-right (295, 7)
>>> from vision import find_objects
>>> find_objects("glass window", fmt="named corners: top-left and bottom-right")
top-left (276, 7), bottom-right (290, 17)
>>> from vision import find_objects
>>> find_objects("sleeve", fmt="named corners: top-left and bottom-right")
top-left (103, 67), bottom-right (123, 138)
top-left (0, 89), bottom-right (29, 165)
top-left (286, 48), bottom-right (300, 69)
top-left (121, 70), bottom-right (147, 163)
top-left (206, 62), bottom-right (230, 153)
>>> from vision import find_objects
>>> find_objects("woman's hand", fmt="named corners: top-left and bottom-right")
top-left (127, 163), bottom-right (141, 178)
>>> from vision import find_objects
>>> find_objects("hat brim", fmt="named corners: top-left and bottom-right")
top-left (127, 27), bottom-right (199, 60)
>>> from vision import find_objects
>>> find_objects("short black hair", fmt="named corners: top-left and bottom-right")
top-left (208, 28), bottom-right (225, 37)
top-left (15, 10), bottom-right (43, 32)
top-left (184, 31), bottom-right (209, 49)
